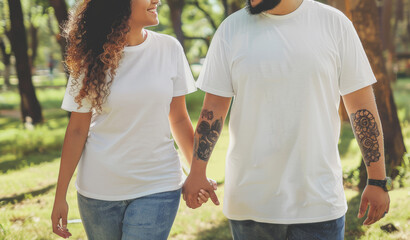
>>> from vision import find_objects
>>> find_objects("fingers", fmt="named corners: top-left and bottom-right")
top-left (357, 197), bottom-right (368, 219)
top-left (187, 194), bottom-right (202, 209)
top-left (58, 224), bottom-right (72, 238)
top-left (209, 189), bottom-right (220, 205)
top-left (51, 206), bottom-right (72, 239)
top-left (363, 204), bottom-right (385, 225)
top-left (52, 217), bottom-right (71, 238)
top-left (363, 204), bottom-right (375, 225)
top-left (188, 189), bottom-right (214, 207)
top-left (182, 190), bottom-right (199, 209)
top-left (385, 199), bottom-right (390, 214)
top-left (209, 179), bottom-right (218, 190)
top-left (52, 217), bottom-right (63, 238)
top-left (370, 208), bottom-right (384, 225)
top-left (198, 189), bottom-right (210, 203)
top-left (62, 216), bottom-right (68, 231)
top-left (386, 194), bottom-right (390, 214)
top-left (197, 195), bottom-right (207, 204)
top-left (375, 209), bottom-right (385, 222)
top-left (182, 176), bottom-right (220, 209)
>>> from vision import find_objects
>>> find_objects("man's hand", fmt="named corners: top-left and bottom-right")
top-left (183, 172), bottom-right (220, 209)
top-left (358, 185), bottom-right (390, 225)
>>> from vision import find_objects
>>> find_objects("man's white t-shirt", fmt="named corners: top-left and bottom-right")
top-left (62, 30), bottom-right (196, 201)
top-left (197, 0), bottom-right (376, 223)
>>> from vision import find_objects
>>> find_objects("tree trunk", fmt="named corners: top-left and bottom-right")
top-left (8, 0), bottom-right (43, 124)
top-left (29, 22), bottom-right (38, 71)
top-left (167, 0), bottom-right (185, 46)
top-left (27, 2), bottom-right (38, 71)
top-left (227, 0), bottom-right (242, 15)
top-left (380, 0), bottom-right (397, 82)
top-left (0, 39), bottom-right (11, 89)
top-left (221, 0), bottom-right (242, 17)
top-left (222, 0), bottom-right (229, 17)
top-left (49, 0), bottom-right (69, 77)
top-left (349, 0), bottom-right (406, 189)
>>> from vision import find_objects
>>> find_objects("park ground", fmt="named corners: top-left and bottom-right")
top-left (0, 75), bottom-right (409, 240)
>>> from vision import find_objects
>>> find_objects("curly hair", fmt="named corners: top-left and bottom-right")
top-left (63, 0), bottom-right (132, 113)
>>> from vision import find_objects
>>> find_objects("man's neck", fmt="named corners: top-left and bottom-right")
top-left (265, 0), bottom-right (303, 15)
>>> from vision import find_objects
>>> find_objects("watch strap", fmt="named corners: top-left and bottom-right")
top-left (367, 178), bottom-right (388, 192)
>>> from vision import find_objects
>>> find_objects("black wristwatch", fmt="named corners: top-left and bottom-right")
top-left (367, 177), bottom-right (392, 192)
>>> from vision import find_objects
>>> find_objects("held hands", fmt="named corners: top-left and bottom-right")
top-left (51, 199), bottom-right (72, 238)
top-left (358, 185), bottom-right (390, 225)
top-left (197, 179), bottom-right (218, 205)
top-left (183, 173), bottom-right (220, 209)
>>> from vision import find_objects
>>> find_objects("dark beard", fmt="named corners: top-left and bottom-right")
top-left (246, 0), bottom-right (282, 15)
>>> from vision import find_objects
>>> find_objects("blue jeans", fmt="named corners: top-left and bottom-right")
top-left (77, 189), bottom-right (181, 240)
top-left (229, 215), bottom-right (345, 240)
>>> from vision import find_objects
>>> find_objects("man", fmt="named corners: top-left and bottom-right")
top-left (182, 0), bottom-right (391, 239)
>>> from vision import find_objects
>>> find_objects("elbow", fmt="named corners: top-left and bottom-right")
top-left (66, 124), bottom-right (90, 139)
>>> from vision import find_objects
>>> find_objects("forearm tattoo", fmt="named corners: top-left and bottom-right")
top-left (350, 109), bottom-right (381, 166)
top-left (194, 109), bottom-right (223, 161)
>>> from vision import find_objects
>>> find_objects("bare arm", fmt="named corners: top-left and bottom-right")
top-left (182, 93), bottom-right (231, 208)
top-left (343, 85), bottom-right (390, 225)
top-left (169, 96), bottom-right (195, 166)
top-left (51, 112), bottom-right (91, 238)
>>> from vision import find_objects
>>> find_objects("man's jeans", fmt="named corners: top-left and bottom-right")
top-left (229, 215), bottom-right (345, 240)
top-left (77, 188), bottom-right (181, 240)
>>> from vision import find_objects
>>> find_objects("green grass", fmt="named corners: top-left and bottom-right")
top-left (0, 76), bottom-right (409, 239)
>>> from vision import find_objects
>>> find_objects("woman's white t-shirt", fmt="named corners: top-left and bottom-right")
top-left (61, 30), bottom-right (196, 201)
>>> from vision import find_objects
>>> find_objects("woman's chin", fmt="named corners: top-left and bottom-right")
top-left (146, 19), bottom-right (160, 27)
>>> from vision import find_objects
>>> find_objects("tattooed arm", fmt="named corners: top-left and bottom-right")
top-left (343, 85), bottom-right (390, 225)
top-left (182, 93), bottom-right (232, 209)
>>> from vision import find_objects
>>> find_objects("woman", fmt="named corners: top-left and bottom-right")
top-left (51, 0), bottom-right (213, 239)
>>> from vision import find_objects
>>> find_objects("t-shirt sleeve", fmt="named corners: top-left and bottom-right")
top-left (338, 19), bottom-right (377, 96)
top-left (61, 76), bottom-right (92, 113)
top-left (196, 27), bottom-right (234, 97)
top-left (172, 42), bottom-right (196, 97)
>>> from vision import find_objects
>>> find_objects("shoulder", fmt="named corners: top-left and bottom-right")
top-left (224, 8), bottom-right (249, 23)
top-left (148, 30), bottom-right (182, 48)
top-left (218, 8), bottom-right (250, 30)
top-left (307, 0), bottom-right (352, 26)
top-left (212, 8), bottom-right (250, 42)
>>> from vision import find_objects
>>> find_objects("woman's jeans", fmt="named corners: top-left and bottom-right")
top-left (77, 188), bottom-right (181, 240)
top-left (230, 215), bottom-right (345, 240)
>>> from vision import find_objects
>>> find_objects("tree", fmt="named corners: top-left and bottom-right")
top-left (326, 0), bottom-right (406, 188)
top-left (167, 0), bottom-right (185, 46)
top-left (0, 0), bottom-right (12, 89)
top-left (8, 0), bottom-right (43, 124)
top-left (0, 38), bottom-right (11, 89)
top-left (162, 0), bottom-right (242, 60)
top-left (351, 0), bottom-right (405, 189)
top-left (48, 0), bottom-right (68, 77)
top-left (27, 0), bottom-right (39, 70)
top-left (221, 0), bottom-right (243, 17)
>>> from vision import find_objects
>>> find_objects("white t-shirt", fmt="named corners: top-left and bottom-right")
top-left (62, 30), bottom-right (196, 201)
top-left (197, 0), bottom-right (376, 224)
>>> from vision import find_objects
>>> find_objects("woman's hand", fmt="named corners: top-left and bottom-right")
top-left (51, 199), bottom-right (72, 238)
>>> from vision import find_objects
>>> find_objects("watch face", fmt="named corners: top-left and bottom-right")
top-left (386, 177), bottom-right (393, 191)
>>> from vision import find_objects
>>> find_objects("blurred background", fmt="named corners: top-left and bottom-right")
top-left (0, 0), bottom-right (409, 239)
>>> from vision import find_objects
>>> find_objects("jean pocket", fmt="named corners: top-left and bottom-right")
top-left (123, 190), bottom-right (181, 228)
